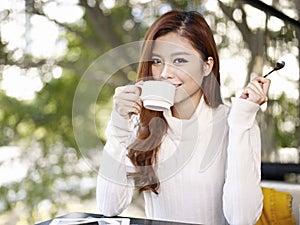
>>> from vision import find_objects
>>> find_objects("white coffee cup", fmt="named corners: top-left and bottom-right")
top-left (141, 80), bottom-right (176, 111)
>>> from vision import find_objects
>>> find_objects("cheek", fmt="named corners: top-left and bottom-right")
top-left (194, 73), bottom-right (204, 85)
top-left (188, 67), bottom-right (203, 85)
top-left (178, 63), bottom-right (202, 77)
top-left (180, 69), bottom-right (203, 85)
top-left (151, 66), bottom-right (161, 80)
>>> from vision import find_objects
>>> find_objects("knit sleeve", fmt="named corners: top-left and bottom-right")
top-left (223, 98), bottom-right (264, 225)
top-left (96, 109), bottom-right (137, 216)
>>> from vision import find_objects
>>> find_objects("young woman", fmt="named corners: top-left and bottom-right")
top-left (97, 10), bottom-right (270, 225)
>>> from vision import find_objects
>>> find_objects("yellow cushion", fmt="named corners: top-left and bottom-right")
top-left (256, 187), bottom-right (296, 225)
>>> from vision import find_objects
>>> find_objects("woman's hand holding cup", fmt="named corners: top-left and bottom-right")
top-left (113, 79), bottom-right (177, 119)
top-left (113, 81), bottom-right (143, 119)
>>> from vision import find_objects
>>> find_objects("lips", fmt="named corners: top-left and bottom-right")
top-left (163, 80), bottom-right (182, 88)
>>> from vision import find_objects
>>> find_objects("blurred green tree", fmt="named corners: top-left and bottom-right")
top-left (0, 1), bottom-right (197, 223)
top-left (0, 0), bottom-right (299, 224)
top-left (217, 0), bottom-right (300, 159)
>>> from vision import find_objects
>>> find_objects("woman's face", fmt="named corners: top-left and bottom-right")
top-left (151, 32), bottom-right (210, 108)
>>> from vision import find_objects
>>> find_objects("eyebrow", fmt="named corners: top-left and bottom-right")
top-left (151, 51), bottom-right (193, 57)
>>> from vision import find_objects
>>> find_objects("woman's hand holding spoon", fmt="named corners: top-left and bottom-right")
top-left (240, 61), bottom-right (285, 104)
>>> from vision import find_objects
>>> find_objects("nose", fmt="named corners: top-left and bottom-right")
top-left (160, 63), bottom-right (174, 80)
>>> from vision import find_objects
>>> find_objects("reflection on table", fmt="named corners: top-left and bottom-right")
top-left (35, 212), bottom-right (201, 225)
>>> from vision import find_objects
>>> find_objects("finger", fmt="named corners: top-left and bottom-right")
top-left (240, 92), bottom-right (248, 100)
top-left (114, 93), bottom-right (143, 108)
top-left (252, 76), bottom-right (271, 95)
top-left (240, 84), bottom-right (261, 100)
top-left (113, 85), bottom-right (143, 118)
top-left (247, 81), bottom-right (265, 96)
top-left (114, 92), bottom-right (139, 102)
top-left (242, 77), bottom-right (269, 98)
top-left (115, 100), bottom-right (142, 118)
top-left (135, 80), bottom-right (144, 88)
top-left (114, 85), bottom-right (142, 102)
top-left (134, 80), bottom-right (144, 97)
top-left (242, 86), bottom-right (268, 105)
top-left (121, 99), bottom-right (142, 112)
top-left (115, 85), bottom-right (141, 96)
top-left (126, 85), bottom-right (141, 96)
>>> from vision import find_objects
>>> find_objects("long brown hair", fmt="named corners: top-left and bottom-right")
top-left (127, 10), bottom-right (222, 194)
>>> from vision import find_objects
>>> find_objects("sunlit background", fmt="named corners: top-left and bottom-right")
top-left (0, 0), bottom-right (299, 224)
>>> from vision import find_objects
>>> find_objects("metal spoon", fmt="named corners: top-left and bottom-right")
top-left (263, 61), bottom-right (285, 78)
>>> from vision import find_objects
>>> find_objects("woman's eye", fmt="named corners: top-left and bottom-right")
top-left (151, 58), bottom-right (162, 64)
top-left (174, 58), bottom-right (188, 64)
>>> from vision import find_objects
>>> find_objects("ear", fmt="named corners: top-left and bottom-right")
top-left (203, 57), bottom-right (214, 77)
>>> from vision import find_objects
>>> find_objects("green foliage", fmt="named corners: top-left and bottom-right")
top-left (271, 94), bottom-right (298, 148)
top-left (0, 71), bottom-right (86, 224)
top-left (0, 0), bottom-right (299, 224)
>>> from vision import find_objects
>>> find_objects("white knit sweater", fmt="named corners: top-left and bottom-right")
top-left (97, 97), bottom-right (263, 225)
